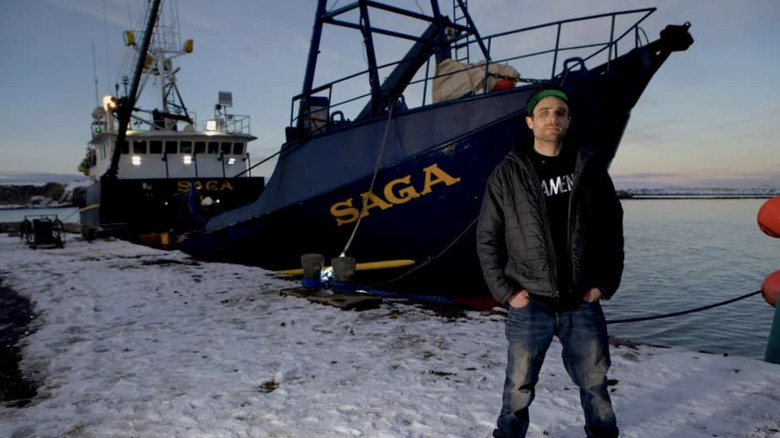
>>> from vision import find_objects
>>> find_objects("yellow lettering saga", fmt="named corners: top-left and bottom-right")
top-left (328, 163), bottom-right (461, 225)
top-left (421, 163), bottom-right (461, 195)
top-left (330, 198), bottom-right (360, 226)
top-left (383, 175), bottom-right (419, 205)
top-left (360, 191), bottom-right (393, 216)
top-left (177, 180), bottom-right (235, 193)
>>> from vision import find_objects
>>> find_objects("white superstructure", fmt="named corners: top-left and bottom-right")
top-left (81, 0), bottom-right (256, 182)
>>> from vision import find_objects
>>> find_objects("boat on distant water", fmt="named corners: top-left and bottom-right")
top-left (79, 0), bottom-right (265, 245)
top-left (179, 1), bottom-right (693, 303)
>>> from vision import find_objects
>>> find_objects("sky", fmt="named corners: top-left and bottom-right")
top-left (1, 234), bottom-right (779, 436)
top-left (0, 0), bottom-right (778, 188)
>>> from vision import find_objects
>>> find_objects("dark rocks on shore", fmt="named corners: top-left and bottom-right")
top-left (0, 183), bottom-right (86, 208)
top-left (0, 278), bottom-right (38, 407)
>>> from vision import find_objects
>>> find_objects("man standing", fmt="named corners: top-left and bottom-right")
top-left (477, 87), bottom-right (623, 438)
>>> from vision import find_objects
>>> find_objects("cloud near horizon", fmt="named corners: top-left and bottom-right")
top-left (612, 171), bottom-right (780, 189)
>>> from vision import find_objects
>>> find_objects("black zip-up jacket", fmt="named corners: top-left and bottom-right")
top-left (477, 142), bottom-right (624, 309)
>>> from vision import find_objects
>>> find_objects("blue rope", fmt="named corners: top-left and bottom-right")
top-left (330, 280), bottom-right (356, 294)
top-left (358, 287), bottom-right (457, 305)
top-left (301, 278), bottom-right (323, 289)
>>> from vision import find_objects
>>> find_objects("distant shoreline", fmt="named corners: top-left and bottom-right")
top-left (618, 195), bottom-right (776, 200)
top-left (0, 204), bottom-right (77, 211)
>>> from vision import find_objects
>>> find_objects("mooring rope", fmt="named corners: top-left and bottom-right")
top-left (367, 217), bottom-right (478, 289)
top-left (60, 209), bottom-right (80, 223)
top-left (606, 290), bottom-right (762, 324)
top-left (233, 148), bottom-right (283, 178)
top-left (340, 102), bottom-right (397, 258)
top-left (358, 212), bottom-right (764, 323)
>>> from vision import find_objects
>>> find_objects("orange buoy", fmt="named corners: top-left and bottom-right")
top-left (762, 270), bottom-right (780, 307)
top-left (493, 78), bottom-right (516, 91)
top-left (757, 195), bottom-right (780, 238)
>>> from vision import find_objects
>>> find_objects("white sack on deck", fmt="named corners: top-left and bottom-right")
top-left (432, 58), bottom-right (520, 103)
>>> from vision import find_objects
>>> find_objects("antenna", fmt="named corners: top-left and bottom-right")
top-left (102, 0), bottom-right (111, 97)
top-left (218, 91), bottom-right (233, 108)
top-left (91, 43), bottom-right (100, 107)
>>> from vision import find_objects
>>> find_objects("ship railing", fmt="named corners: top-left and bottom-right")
top-left (289, 7), bottom-right (655, 131)
top-left (474, 8), bottom-right (655, 80)
top-left (123, 109), bottom-right (250, 135)
top-left (197, 114), bottom-right (252, 135)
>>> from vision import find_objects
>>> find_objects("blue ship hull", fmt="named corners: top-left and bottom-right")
top-left (181, 50), bottom-right (655, 298)
top-left (179, 4), bottom-right (693, 303)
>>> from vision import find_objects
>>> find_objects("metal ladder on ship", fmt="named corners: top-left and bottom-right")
top-left (452, 0), bottom-right (470, 63)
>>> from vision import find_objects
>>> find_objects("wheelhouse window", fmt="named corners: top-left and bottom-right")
top-left (165, 141), bottom-right (177, 154)
top-left (195, 141), bottom-right (206, 154)
top-left (133, 140), bottom-right (147, 154)
top-left (149, 140), bottom-right (163, 154)
top-left (207, 141), bottom-right (219, 154)
top-left (180, 141), bottom-right (193, 154)
top-left (232, 142), bottom-right (245, 155)
top-left (221, 142), bottom-right (232, 154)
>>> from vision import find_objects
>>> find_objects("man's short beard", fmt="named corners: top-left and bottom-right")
top-left (536, 129), bottom-right (567, 143)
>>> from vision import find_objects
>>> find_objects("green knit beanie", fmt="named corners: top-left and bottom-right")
top-left (526, 89), bottom-right (568, 115)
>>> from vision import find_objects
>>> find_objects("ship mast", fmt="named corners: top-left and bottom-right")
top-left (144, 1), bottom-right (193, 130)
top-left (298, 1), bottom-right (491, 124)
top-left (105, 0), bottom-right (163, 180)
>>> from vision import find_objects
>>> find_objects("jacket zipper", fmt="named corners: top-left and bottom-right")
top-left (567, 150), bottom-right (591, 295)
top-left (520, 153), bottom-right (559, 301)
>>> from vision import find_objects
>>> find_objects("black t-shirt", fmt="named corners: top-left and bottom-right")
top-left (528, 148), bottom-right (575, 295)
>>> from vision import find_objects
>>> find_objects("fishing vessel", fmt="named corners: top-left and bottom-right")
top-left (79, 0), bottom-right (264, 245)
top-left (179, 1), bottom-right (693, 303)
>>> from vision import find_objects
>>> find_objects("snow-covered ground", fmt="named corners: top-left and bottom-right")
top-left (0, 234), bottom-right (778, 438)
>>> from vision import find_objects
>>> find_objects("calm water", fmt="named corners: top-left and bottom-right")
top-left (0, 206), bottom-right (80, 224)
top-left (1, 200), bottom-right (778, 359)
top-left (606, 199), bottom-right (780, 359)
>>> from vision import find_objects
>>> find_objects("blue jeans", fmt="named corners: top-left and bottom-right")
top-left (494, 300), bottom-right (618, 438)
